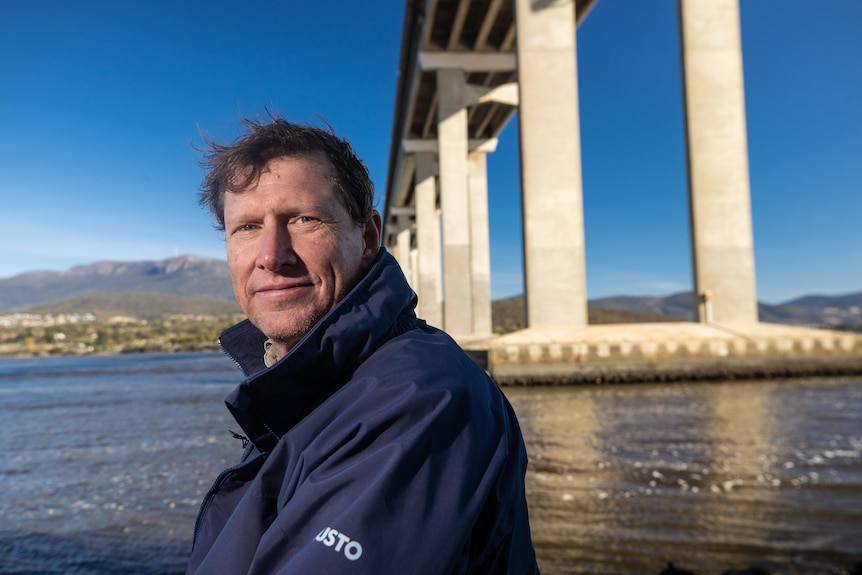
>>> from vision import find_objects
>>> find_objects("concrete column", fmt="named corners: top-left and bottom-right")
top-left (680, 0), bottom-right (758, 323)
top-left (388, 214), bottom-right (407, 265)
top-left (468, 151), bottom-right (493, 337)
top-left (414, 152), bottom-right (443, 328)
top-left (409, 247), bottom-right (419, 299)
top-left (395, 225), bottom-right (415, 288)
top-left (436, 68), bottom-right (474, 337)
top-left (514, 0), bottom-right (588, 328)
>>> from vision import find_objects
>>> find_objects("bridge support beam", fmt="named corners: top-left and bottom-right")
top-left (414, 152), bottom-right (443, 328)
top-left (680, 0), bottom-right (758, 323)
top-left (514, 0), bottom-right (588, 328)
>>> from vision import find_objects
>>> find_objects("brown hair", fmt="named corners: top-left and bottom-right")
top-left (198, 112), bottom-right (375, 230)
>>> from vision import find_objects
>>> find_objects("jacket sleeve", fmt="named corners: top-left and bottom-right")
top-left (246, 367), bottom-right (537, 574)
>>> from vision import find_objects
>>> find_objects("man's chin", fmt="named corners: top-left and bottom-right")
top-left (255, 317), bottom-right (318, 348)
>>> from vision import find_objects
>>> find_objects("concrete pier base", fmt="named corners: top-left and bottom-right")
top-left (460, 323), bottom-right (862, 385)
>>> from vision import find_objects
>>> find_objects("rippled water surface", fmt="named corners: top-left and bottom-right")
top-left (1, 353), bottom-right (239, 575)
top-left (1, 353), bottom-right (860, 574)
top-left (506, 379), bottom-right (862, 574)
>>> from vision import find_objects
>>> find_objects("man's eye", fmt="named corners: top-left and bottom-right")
top-left (231, 224), bottom-right (259, 234)
top-left (295, 216), bottom-right (317, 224)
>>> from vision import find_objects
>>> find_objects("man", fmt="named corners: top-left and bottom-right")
top-left (187, 114), bottom-right (539, 574)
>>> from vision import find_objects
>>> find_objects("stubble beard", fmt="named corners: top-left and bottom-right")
top-left (256, 306), bottom-right (329, 354)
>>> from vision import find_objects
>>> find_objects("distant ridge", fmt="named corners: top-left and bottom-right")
top-left (20, 292), bottom-right (242, 320)
top-left (493, 291), bottom-right (862, 331)
top-left (592, 290), bottom-right (862, 328)
top-left (589, 292), bottom-right (696, 321)
top-left (0, 255), bottom-right (235, 313)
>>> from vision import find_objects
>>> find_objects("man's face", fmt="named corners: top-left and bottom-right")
top-left (224, 153), bottom-right (381, 354)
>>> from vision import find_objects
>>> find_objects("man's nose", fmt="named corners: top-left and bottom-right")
top-left (256, 225), bottom-right (296, 271)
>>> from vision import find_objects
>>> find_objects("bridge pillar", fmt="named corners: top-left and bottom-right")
top-left (680, 0), bottom-right (758, 323)
top-left (394, 224), bottom-right (415, 287)
top-left (436, 68), bottom-right (475, 337)
top-left (387, 213), bottom-right (409, 266)
top-left (414, 152), bottom-right (443, 328)
top-left (468, 151), bottom-right (493, 337)
top-left (514, 0), bottom-right (588, 328)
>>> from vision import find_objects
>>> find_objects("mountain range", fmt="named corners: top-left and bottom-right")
top-left (1, 255), bottom-right (860, 328)
top-left (589, 292), bottom-right (862, 328)
top-left (0, 256), bottom-right (235, 313)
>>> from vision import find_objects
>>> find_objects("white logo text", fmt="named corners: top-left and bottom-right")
top-left (314, 526), bottom-right (363, 561)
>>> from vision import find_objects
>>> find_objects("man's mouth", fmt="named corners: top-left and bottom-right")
top-left (253, 281), bottom-right (313, 298)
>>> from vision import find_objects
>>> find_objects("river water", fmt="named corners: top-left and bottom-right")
top-left (1, 353), bottom-right (860, 574)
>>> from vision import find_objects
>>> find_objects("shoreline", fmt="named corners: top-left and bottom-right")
top-left (0, 341), bottom-right (223, 359)
top-left (4, 321), bottom-right (862, 387)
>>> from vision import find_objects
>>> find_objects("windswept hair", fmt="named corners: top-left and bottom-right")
top-left (197, 112), bottom-right (375, 230)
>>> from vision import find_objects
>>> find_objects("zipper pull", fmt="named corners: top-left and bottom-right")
top-left (228, 429), bottom-right (249, 448)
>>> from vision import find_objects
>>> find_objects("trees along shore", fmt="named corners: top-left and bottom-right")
top-left (0, 314), bottom-right (246, 357)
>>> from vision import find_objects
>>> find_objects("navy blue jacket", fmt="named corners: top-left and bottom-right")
top-left (187, 250), bottom-right (538, 574)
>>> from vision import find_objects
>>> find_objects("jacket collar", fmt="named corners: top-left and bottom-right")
top-left (218, 249), bottom-right (418, 454)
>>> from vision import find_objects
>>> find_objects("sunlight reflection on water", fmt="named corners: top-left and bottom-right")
top-left (504, 379), bottom-right (862, 575)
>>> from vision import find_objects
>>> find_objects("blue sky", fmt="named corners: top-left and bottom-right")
top-left (1, 1), bottom-right (859, 305)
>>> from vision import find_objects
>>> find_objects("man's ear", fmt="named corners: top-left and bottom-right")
top-left (361, 210), bottom-right (383, 261)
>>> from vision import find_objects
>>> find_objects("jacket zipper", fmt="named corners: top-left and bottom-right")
top-left (219, 337), bottom-right (248, 376)
top-left (190, 440), bottom-right (260, 552)
top-left (190, 338), bottom-right (254, 551)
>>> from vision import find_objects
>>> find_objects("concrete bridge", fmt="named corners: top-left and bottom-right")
top-left (381, 0), bottom-right (862, 382)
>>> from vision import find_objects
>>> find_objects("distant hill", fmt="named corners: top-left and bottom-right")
top-left (589, 292), bottom-right (696, 321)
top-left (493, 291), bottom-right (862, 332)
top-left (591, 291), bottom-right (862, 328)
top-left (493, 296), bottom-right (680, 333)
top-left (0, 255), bottom-right (234, 312)
top-left (21, 292), bottom-right (242, 321)
top-left (758, 292), bottom-right (862, 327)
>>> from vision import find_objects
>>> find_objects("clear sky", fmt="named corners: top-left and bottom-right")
top-left (1, 0), bottom-right (859, 305)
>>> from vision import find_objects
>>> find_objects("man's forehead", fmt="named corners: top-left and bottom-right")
top-left (225, 153), bottom-right (343, 209)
